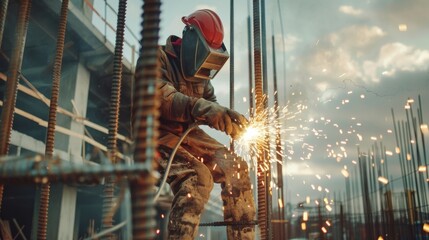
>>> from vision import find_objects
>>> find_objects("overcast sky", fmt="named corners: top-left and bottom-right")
top-left (95, 0), bottom-right (429, 206)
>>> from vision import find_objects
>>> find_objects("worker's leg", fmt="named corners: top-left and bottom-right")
top-left (183, 129), bottom-right (256, 240)
top-left (158, 134), bottom-right (214, 240)
top-left (214, 148), bottom-right (256, 240)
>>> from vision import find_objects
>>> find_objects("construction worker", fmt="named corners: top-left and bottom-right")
top-left (155, 9), bottom-right (256, 240)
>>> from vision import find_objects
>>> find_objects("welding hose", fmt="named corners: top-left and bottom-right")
top-left (153, 122), bottom-right (200, 202)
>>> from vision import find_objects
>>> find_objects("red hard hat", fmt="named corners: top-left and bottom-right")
top-left (182, 9), bottom-right (224, 49)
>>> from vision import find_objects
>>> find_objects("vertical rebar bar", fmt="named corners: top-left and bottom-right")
top-left (101, 0), bottom-right (127, 239)
top-left (0, 0), bottom-right (31, 214)
top-left (246, 11), bottom-right (253, 118)
top-left (229, 0), bottom-right (234, 112)
top-left (272, 34), bottom-right (285, 240)
top-left (260, 1), bottom-right (272, 238)
top-left (392, 109), bottom-right (409, 193)
top-left (417, 95), bottom-right (428, 176)
top-left (130, 0), bottom-right (161, 239)
top-left (409, 102), bottom-right (429, 218)
top-left (37, 1), bottom-right (69, 239)
top-left (400, 120), bottom-right (416, 237)
top-left (229, 0), bottom-right (235, 151)
top-left (417, 95), bottom-right (429, 215)
top-left (405, 109), bottom-right (423, 225)
top-left (358, 151), bottom-right (374, 239)
top-left (252, 0), bottom-right (269, 238)
top-left (0, 0), bottom-right (9, 48)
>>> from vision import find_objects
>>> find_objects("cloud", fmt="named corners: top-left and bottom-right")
top-left (295, 23), bottom-right (429, 86)
top-left (285, 162), bottom-right (315, 176)
top-left (194, 4), bottom-right (217, 12)
top-left (275, 34), bottom-right (301, 52)
top-left (328, 25), bottom-right (385, 50)
top-left (364, 42), bottom-right (429, 82)
top-left (339, 5), bottom-right (363, 16)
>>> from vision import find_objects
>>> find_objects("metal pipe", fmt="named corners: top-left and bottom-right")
top-left (0, 0), bottom-right (31, 215)
top-left (130, 0), bottom-right (161, 239)
top-left (101, 0), bottom-right (127, 238)
top-left (37, 1), bottom-right (69, 238)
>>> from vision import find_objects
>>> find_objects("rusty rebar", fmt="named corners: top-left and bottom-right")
top-left (101, 1), bottom-right (128, 238)
top-left (0, 0), bottom-right (9, 48)
top-left (37, 0), bottom-right (69, 239)
top-left (130, 0), bottom-right (161, 239)
top-left (252, 0), bottom-right (270, 239)
top-left (0, 0), bottom-right (31, 214)
top-left (0, 155), bottom-right (161, 183)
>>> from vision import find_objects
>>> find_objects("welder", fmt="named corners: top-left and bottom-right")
top-left (155, 9), bottom-right (256, 240)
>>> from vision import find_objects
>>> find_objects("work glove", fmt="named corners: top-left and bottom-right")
top-left (192, 98), bottom-right (248, 137)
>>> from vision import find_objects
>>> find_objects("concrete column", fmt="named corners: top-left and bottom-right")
top-left (31, 61), bottom-right (90, 240)
top-left (71, 0), bottom-right (94, 20)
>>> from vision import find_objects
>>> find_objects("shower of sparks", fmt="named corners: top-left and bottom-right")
top-left (234, 99), bottom-right (299, 170)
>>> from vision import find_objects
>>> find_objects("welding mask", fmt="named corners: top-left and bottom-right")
top-left (180, 9), bottom-right (229, 82)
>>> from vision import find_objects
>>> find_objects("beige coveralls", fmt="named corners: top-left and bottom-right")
top-left (156, 36), bottom-right (256, 239)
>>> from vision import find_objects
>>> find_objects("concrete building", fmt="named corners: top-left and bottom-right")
top-left (0, 1), bottom-right (224, 239)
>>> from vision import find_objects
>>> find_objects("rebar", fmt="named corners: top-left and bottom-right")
top-left (229, 0), bottom-right (235, 151)
top-left (229, 0), bottom-right (234, 112)
top-left (0, 0), bottom-right (31, 214)
top-left (272, 34), bottom-right (285, 239)
top-left (130, 0), bottom-right (161, 239)
top-left (252, 0), bottom-right (269, 239)
top-left (101, 1), bottom-right (127, 238)
top-left (37, 0), bottom-right (69, 238)
top-left (405, 108), bottom-right (423, 224)
top-left (408, 101), bottom-right (429, 217)
top-left (246, 13), bottom-right (254, 118)
top-left (0, 0), bottom-right (9, 48)
top-left (0, 155), bottom-right (162, 183)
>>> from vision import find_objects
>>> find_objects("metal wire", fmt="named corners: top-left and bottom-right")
top-left (84, 221), bottom-right (127, 240)
top-left (199, 220), bottom-right (258, 227)
top-left (37, 0), bottom-right (69, 238)
top-left (153, 123), bottom-right (199, 202)
top-left (130, 0), bottom-right (161, 239)
top-left (102, 0), bottom-right (127, 238)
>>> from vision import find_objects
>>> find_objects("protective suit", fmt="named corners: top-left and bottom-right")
top-left (155, 9), bottom-right (256, 240)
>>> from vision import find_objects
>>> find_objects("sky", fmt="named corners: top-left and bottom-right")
top-left (94, 0), bottom-right (429, 206)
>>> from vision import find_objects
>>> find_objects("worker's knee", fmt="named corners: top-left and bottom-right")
top-left (194, 165), bottom-right (214, 202)
top-left (175, 166), bottom-right (213, 212)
